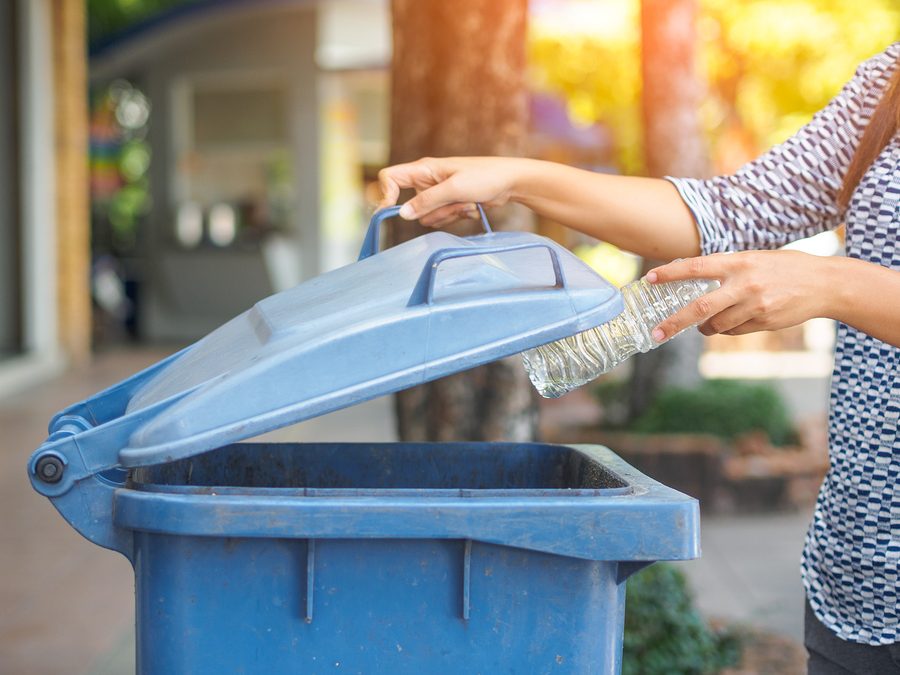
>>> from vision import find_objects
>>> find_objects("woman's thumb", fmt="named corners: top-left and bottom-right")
top-left (400, 181), bottom-right (456, 220)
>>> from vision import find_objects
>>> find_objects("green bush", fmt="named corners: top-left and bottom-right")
top-left (626, 379), bottom-right (795, 446)
top-left (623, 563), bottom-right (741, 675)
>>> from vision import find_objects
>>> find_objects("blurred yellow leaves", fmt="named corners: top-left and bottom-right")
top-left (529, 0), bottom-right (900, 174)
top-left (530, 0), bottom-right (642, 172)
top-left (574, 241), bottom-right (641, 288)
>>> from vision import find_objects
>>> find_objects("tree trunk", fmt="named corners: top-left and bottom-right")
top-left (628, 0), bottom-right (710, 421)
top-left (389, 0), bottom-right (537, 442)
top-left (641, 0), bottom-right (708, 179)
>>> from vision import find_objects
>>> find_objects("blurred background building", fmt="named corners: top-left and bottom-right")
top-left (0, 0), bottom-right (90, 395)
top-left (4, 0), bottom-right (897, 393)
top-left (88, 0), bottom-right (391, 341)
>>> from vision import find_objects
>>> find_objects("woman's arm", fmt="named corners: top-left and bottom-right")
top-left (647, 252), bottom-right (900, 349)
top-left (379, 157), bottom-right (702, 259)
top-left (378, 155), bottom-right (900, 347)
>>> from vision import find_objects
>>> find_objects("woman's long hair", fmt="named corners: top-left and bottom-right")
top-left (838, 58), bottom-right (900, 208)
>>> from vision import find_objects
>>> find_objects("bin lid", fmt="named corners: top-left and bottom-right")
top-left (116, 210), bottom-right (621, 467)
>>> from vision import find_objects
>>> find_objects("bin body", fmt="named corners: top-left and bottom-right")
top-left (135, 536), bottom-right (623, 674)
top-left (115, 442), bottom-right (694, 674)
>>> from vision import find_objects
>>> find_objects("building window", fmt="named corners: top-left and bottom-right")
top-left (170, 73), bottom-right (295, 249)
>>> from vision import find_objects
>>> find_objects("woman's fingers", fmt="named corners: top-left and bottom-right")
top-left (647, 253), bottom-right (733, 284)
top-left (723, 319), bottom-right (767, 336)
top-left (376, 156), bottom-right (517, 224)
top-left (649, 253), bottom-right (751, 340)
top-left (400, 178), bottom-right (464, 220)
top-left (697, 304), bottom-right (756, 336)
top-left (652, 287), bottom-right (736, 342)
top-left (378, 161), bottom-right (425, 207)
top-left (646, 250), bottom-right (823, 340)
top-left (377, 158), bottom-right (444, 209)
top-left (377, 172), bottom-right (400, 208)
top-left (419, 202), bottom-right (477, 228)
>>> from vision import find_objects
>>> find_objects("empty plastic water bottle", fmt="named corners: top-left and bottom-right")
top-left (522, 271), bottom-right (720, 398)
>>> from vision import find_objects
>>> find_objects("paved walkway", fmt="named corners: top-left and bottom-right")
top-left (679, 508), bottom-right (813, 642)
top-left (1, 348), bottom-right (814, 674)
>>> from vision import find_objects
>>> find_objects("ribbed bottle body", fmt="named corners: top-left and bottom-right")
top-left (522, 275), bottom-right (719, 398)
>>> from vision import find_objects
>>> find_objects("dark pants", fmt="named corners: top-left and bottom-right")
top-left (805, 601), bottom-right (900, 674)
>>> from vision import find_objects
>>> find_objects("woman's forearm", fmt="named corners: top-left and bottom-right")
top-left (824, 256), bottom-right (900, 347)
top-left (380, 156), bottom-right (702, 260)
top-left (511, 159), bottom-right (701, 259)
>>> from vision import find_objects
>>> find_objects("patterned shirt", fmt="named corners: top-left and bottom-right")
top-left (667, 43), bottom-right (900, 646)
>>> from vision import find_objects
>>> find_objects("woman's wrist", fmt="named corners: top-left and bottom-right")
top-left (818, 256), bottom-right (845, 322)
top-left (818, 255), bottom-right (900, 346)
top-left (820, 255), bottom-right (872, 323)
top-left (507, 158), bottom-right (552, 208)
top-left (801, 254), bottom-right (839, 320)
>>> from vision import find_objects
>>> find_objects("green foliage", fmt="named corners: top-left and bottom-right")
top-left (90, 81), bottom-right (152, 254)
top-left (628, 379), bottom-right (794, 446)
top-left (623, 563), bottom-right (741, 675)
top-left (88, 0), bottom-right (200, 47)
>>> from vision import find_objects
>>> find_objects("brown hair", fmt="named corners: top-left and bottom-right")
top-left (837, 59), bottom-right (900, 208)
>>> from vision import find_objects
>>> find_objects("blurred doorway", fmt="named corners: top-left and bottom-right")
top-left (0, 0), bottom-right (22, 361)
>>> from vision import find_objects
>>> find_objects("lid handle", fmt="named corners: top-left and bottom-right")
top-left (358, 204), bottom-right (494, 261)
top-left (408, 242), bottom-right (567, 306)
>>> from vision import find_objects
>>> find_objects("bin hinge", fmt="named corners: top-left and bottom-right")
top-left (27, 416), bottom-right (135, 559)
top-left (30, 415), bottom-right (95, 489)
top-left (27, 433), bottom-right (133, 559)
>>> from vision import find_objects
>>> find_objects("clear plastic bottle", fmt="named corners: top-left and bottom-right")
top-left (522, 272), bottom-right (720, 398)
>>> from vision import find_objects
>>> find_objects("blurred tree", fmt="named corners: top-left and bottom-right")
top-left (641, 0), bottom-right (709, 180)
top-left (628, 0), bottom-right (710, 421)
top-left (388, 0), bottom-right (538, 442)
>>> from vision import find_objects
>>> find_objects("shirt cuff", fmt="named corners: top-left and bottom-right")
top-left (663, 176), bottom-right (735, 255)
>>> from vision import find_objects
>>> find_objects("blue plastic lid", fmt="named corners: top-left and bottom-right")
top-left (115, 208), bottom-right (621, 467)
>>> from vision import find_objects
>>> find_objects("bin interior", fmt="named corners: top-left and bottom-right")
top-left (129, 442), bottom-right (628, 495)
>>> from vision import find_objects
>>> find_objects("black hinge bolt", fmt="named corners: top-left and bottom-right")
top-left (35, 455), bottom-right (64, 484)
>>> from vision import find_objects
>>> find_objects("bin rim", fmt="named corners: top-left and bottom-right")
top-left (113, 443), bottom-right (701, 563)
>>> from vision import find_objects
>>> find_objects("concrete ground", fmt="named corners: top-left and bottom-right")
top-left (678, 508), bottom-right (813, 642)
top-left (2, 348), bottom-right (818, 674)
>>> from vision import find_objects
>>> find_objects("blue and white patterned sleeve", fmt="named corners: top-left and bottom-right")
top-left (667, 43), bottom-right (900, 255)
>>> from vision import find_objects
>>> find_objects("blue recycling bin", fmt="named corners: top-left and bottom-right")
top-left (29, 207), bottom-right (700, 674)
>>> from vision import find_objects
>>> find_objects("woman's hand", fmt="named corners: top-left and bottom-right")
top-left (647, 251), bottom-right (830, 342)
top-left (377, 157), bottom-right (527, 227)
